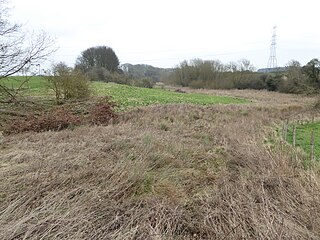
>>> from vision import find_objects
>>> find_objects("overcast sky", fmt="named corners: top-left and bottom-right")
top-left (8, 0), bottom-right (320, 69)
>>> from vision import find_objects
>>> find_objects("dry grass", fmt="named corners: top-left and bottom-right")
top-left (1, 90), bottom-right (320, 239)
top-left (170, 87), bottom-right (317, 108)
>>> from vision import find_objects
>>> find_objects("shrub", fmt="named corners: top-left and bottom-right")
top-left (265, 74), bottom-right (281, 91)
top-left (132, 78), bottom-right (155, 88)
top-left (234, 73), bottom-right (266, 90)
top-left (86, 67), bottom-right (109, 81)
top-left (47, 62), bottom-right (91, 104)
top-left (86, 67), bottom-right (130, 85)
top-left (189, 79), bottom-right (205, 89)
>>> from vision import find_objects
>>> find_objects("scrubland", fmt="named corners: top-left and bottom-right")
top-left (1, 89), bottom-right (320, 239)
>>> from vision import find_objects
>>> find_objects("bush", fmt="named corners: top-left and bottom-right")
top-left (132, 78), bottom-right (155, 88)
top-left (234, 73), bottom-right (266, 90)
top-left (189, 80), bottom-right (204, 89)
top-left (265, 74), bottom-right (281, 91)
top-left (86, 67), bottom-right (130, 85)
top-left (86, 67), bottom-right (109, 82)
top-left (47, 62), bottom-right (91, 104)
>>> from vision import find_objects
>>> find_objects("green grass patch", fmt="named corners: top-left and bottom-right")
top-left (1, 76), bottom-right (48, 97)
top-left (2, 76), bottom-right (248, 109)
top-left (93, 82), bottom-right (248, 109)
top-left (287, 122), bottom-right (320, 161)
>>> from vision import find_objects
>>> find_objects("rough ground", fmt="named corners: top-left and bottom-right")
top-left (0, 90), bottom-right (320, 239)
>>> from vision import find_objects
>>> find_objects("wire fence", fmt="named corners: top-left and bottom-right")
top-left (281, 114), bottom-right (318, 166)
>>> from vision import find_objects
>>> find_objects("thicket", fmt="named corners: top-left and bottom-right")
top-left (265, 59), bottom-right (320, 94)
top-left (85, 66), bottom-right (157, 88)
top-left (164, 58), bottom-right (320, 94)
top-left (121, 63), bottom-right (172, 82)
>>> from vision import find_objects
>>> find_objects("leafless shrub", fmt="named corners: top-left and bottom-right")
top-left (46, 62), bottom-right (91, 104)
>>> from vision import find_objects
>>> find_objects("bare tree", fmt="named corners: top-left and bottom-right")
top-left (0, 0), bottom-right (55, 101)
top-left (238, 59), bottom-right (255, 72)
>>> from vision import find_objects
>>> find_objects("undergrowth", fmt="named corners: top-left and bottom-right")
top-left (1, 89), bottom-right (320, 239)
top-left (3, 97), bottom-right (117, 134)
top-left (1, 104), bottom-right (319, 239)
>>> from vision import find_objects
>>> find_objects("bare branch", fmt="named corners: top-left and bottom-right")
top-left (0, 0), bottom-right (56, 101)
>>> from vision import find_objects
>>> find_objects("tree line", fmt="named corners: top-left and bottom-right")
top-left (1, 0), bottom-right (320, 104)
top-left (162, 58), bottom-right (320, 94)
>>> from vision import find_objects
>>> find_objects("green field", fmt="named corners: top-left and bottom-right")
top-left (1, 76), bottom-right (248, 109)
top-left (93, 82), bottom-right (248, 109)
top-left (287, 122), bottom-right (320, 161)
top-left (1, 76), bottom-right (48, 96)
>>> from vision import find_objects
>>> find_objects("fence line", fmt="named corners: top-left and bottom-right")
top-left (281, 117), bottom-right (318, 164)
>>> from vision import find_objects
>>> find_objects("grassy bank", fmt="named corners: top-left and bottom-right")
top-left (1, 76), bottom-right (248, 109)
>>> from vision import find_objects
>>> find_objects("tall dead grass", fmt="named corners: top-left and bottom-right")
top-left (0, 101), bottom-right (320, 239)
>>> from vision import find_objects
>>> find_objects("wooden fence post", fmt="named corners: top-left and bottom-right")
top-left (284, 119), bottom-right (288, 142)
top-left (310, 130), bottom-right (314, 163)
top-left (293, 124), bottom-right (296, 147)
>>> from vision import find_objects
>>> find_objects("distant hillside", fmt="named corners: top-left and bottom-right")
top-left (121, 63), bottom-right (173, 81)
top-left (257, 67), bottom-right (288, 73)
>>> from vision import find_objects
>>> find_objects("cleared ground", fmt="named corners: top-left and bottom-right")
top-left (1, 87), bottom-right (320, 239)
